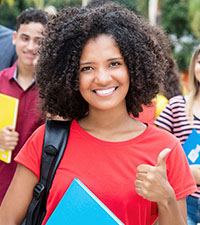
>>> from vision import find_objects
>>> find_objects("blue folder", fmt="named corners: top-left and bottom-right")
top-left (46, 178), bottom-right (125, 225)
top-left (182, 129), bottom-right (200, 165)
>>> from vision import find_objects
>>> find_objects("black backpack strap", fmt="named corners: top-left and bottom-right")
top-left (23, 120), bottom-right (71, 225)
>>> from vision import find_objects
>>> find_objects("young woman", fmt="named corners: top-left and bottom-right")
top-left (155, 45), bottom-right (200, 225)
top-left (0, 3), bottom-right (196, 225)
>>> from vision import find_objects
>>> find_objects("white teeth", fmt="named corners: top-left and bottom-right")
top-left (95, 87), bottom-right (115, 95)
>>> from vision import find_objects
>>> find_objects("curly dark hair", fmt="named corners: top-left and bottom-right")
top-left (16, 8), bottom-right (48, 31)
top-left (36, 3), bottom-right (168, 119)
top-left (146, 25), bottom-right (182, 99)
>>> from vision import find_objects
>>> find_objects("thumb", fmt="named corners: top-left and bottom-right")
top-left (4, 126), bottom-right (14, 132)
top-left (156, 148), bottom-right (171, 168)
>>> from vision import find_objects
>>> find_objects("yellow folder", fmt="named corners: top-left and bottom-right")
top-left (0, 93), bottom-right (19, 163)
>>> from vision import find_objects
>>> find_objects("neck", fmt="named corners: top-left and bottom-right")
top-left (17, 61), bottom-right (34, 78)
top-left (86, 102), bottom-right (130, 128)
top-left (17, 61), bottom-right (35, 90)
top-left (77, 102), bottom-right (145, 142)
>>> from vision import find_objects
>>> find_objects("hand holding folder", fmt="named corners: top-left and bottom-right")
top-left (0, 126), bottom-right (19, 150)
top-left (0, 93), bottom-right (19, 163)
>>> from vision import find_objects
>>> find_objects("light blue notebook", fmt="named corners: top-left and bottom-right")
top-left (182, 129), bottom-right (200, 165)
top-left (46, 178), bottom-right (124, 225)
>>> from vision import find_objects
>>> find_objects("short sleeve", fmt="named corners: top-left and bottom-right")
top-left (166, 140), bottom-right (197, 199)
top-left (154, 100), bottom-right (174, 132)
top-left (14, 124), bottom-right (46, 180)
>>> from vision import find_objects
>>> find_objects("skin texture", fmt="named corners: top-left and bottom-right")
top-left (79, 35), bottom-right (130, 113)
top-left (194, 54), bottom-right (200, 83)
top-left (13, 22), bottom-right (44, 69)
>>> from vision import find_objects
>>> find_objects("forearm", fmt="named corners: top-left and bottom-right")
top-left (190, 165), bottom-right (200, 184)
top-left (158, 195), bottom-right (187, 225)
top-left (0, 164), bottom-right (38, 225)
top-left (0, 203), bottom-right (22, 225)
top-left (0, 215), bottom-right (19, 225)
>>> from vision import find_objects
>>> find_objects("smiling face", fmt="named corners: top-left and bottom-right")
top-left (79, 34), bottom-right (130, 113)
top-left (13, 22), bottom-right (44, 68)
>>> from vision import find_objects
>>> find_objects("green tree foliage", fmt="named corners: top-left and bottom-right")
top-left (161, 0), bottom-right (199, 72)
top-left (188, 0), bottom-right (200, 38)
top-left (113, 0), bottom-right (138, 13)
top-left (1, 0), bottom-right (199, 72)
top-left (1, 0), bottom-right (14, 6)
top-left (0, 1), bottom-right (27, 28)
top-left (162, 0), bottom-right (191, 38)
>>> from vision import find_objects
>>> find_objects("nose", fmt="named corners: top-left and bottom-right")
top-left (27, 40), bottom-right (36, 51)
top-left (94, 67), bottom-right (112, 85)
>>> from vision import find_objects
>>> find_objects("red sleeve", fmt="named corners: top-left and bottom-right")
top-left (166, 140), bottom-right (197, 199)
top-left (150, 130), bottom-right (197, 224)
top-left (14, 124), bottom-right (46, 180)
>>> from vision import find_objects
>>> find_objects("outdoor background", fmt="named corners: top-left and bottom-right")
top-left (1, 0), bottom-right (200, 77)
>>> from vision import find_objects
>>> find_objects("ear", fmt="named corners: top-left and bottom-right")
top-left (12, 31), bottom-right (17, 45)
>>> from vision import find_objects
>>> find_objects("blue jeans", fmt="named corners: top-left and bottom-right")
top-left (187, 195), bottom-right (200, 225)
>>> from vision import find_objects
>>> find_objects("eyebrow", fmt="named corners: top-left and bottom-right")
top-left (107, 57), bottom-right (123, 61)
top-left (80, 57), bottom-right (123, 66)
top-left (20, 33), bottom-right (29, 38)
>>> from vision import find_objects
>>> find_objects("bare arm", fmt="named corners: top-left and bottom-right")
top-left (190, 164), bottom-right (200, 184)
top-left (152, 198), bottom-right (187, 225)
top-left (0, 164), bottom-right (38, 225)
top-left (157, 197), bottom-right (187, 225)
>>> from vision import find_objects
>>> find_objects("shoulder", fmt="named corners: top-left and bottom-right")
top-left (18, 124), bottom-right (46, 152)
top-left (168, 95), bottom-right (185, 105)
top-left (0, 25), bottom-right (13, 35)
top-left (145, 124), bottom-right (179, 146)
top-left (15, 124), bottom-right (46, 179)
top-left (0, 62), bottom-right (17, 78)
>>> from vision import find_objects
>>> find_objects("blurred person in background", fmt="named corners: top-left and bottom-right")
top-left (0, 8), bottom-right (48, 205)
top-left (0, 0), bottom-right (17, 70)
top-left (155, 45), bottom-right (200, 225)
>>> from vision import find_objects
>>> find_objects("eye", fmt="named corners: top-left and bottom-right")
top-left (109, 62), bottom-right (121, 67)
top-left (35, 38), bottom-right (42, 45)
top-left (21, 35), bottom-right (29, 41)
top-left (80, 66), bottom-right (93, 72)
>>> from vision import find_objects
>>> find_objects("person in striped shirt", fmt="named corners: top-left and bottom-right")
top-left (155, 45), bottom-right (200, 225)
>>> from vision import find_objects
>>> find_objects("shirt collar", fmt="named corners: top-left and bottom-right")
top-left (12, 65), bottom-right (35, 86)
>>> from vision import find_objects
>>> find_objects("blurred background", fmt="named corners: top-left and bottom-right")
top-left (1, 0), bottom-right (199, 83)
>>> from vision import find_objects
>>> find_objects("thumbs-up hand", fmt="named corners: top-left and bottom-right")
top-left (135, 148), bottom-right (174, 203)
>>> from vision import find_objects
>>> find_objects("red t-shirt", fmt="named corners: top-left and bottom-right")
top-left (15, 120), bottom-right (196, 225)
top-left (0, 62), bottom-right (43, 204)
top-left (134, 103), bottom-right (156, 125)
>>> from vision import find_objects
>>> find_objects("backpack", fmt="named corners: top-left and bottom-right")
top-left (22, 119), bottom-right (71, 225)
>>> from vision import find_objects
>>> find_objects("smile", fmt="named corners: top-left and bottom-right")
top-left (94, 87), bottom-right (117, 96)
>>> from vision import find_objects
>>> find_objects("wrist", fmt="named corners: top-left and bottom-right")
top-left (157, 185), bottom-right (176, 211)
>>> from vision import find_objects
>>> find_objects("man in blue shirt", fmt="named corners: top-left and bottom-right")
top-left (0, 0), bottom-right (17, 70)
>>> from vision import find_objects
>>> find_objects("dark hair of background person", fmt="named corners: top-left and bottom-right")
top-left (16, 8), bottom-right (48, 31)
top-left (36, 3), bottom-right (169, 120)
top-left (147, 25), bottom-right (183, 99)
